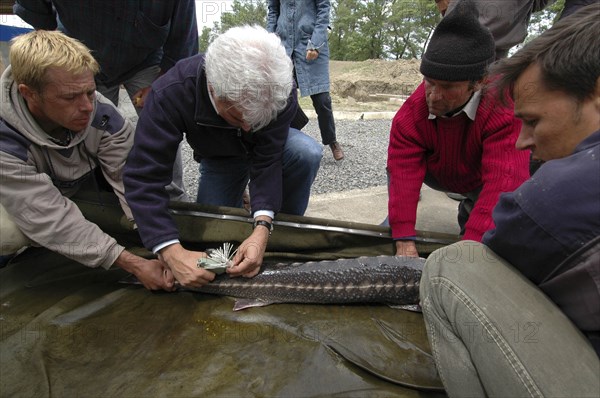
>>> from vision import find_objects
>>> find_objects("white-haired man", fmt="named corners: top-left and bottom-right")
top-left (124, 26), bottom-right (322, 288)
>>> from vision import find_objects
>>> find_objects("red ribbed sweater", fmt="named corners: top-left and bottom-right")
top-left (387, 82), bottom-right (530, 241)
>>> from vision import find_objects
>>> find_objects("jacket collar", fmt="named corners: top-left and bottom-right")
top-left (575, 129), bottom-right (600, 153)
top-left (193, 64), bottom-right (236, 129)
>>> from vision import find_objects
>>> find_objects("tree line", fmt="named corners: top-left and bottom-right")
top-left (199, 0), bottom-right (565, 60)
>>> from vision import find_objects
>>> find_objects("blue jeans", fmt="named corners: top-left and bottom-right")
top-left (421, 241), bottom-right (600, 396)
top-left (196, 128), bottom-right (322, 215)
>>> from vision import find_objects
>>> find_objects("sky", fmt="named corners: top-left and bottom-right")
top-left (2, 1), bottom-right (232, 30)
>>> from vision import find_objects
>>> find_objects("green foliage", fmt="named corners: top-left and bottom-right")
top-left (328, 0), bottom-right (564, 61)
top-left (526, 0), bottom-right (565, 39)
top-left (386, 0), bottom-right (440, 60)
top-left (218, 0), bottom-right (268, 32)
top-left (329, 0), bottom-right (441, 61)
top-left (200, 0), bottom-right (267, 45)
top-left (330, 0), bottom-right (367, 60)
top-left (198, 26), bottom-right (212, 53)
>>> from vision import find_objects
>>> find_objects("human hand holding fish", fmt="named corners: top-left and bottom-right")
top-left (159, 243), bottom-right (216, 288)
top-left (197, 242), bottom-right (237, 275)
top-left (114, 250), bottom-right (175, 291)
top-left (395, 240), bottom-right (419, 257)
top-left (226, 229), bottom-right (269, 278)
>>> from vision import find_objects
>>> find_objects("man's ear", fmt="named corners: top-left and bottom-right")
top-left (18, 84), bottom-right (38, 103)
top-left (471, 79), bottom-right (485, 92)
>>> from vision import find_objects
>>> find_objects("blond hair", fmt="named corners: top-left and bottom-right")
top-left (9, 30), bottom-right (99, 91)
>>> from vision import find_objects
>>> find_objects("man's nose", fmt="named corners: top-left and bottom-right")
top-left (515, 127), bottom-right (534, 150)
top-left (79, 94), bottom-right (93, 112)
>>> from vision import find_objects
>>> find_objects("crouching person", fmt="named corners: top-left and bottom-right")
top-left (0, 30), bottom-right (174, 291)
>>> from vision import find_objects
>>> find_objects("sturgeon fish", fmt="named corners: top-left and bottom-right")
top-left (201, 255), bottom-right (423, 310)
top-left (122, 255), bottom-right (424, 311)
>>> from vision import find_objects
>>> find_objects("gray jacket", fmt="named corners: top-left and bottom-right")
top-left (267, 0), bottom-right (331, 97)
top-left (0, 66), bottom-right (134, 268)
top-left (446, 0), bottom-right (554, 58)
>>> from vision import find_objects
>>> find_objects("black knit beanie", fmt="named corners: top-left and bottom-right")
top-left (420, 0), bottom-right (495, 81)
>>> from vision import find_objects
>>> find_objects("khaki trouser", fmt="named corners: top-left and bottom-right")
top-left (0, 204), bottom-right (31, 255)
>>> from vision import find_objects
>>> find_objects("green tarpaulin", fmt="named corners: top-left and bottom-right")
top-left (1, 194), bottom-right (457, 397)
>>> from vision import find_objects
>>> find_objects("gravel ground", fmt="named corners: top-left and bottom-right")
top-left (179, 118), bottom-right (393, 198)
top-left (121, 91), bottom-right (393, 199)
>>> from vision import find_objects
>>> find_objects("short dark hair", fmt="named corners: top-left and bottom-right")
top-left (490, 3), bottom-right (600, 104)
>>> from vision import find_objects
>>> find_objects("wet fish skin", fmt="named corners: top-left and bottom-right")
top-left (189, 255), bottom-right (423, 306)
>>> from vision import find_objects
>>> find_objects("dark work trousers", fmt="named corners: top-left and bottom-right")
top-left (310, 92), bottom-right (337, 145)
top-left (559, 0), bottom-right (599, 20)
top-left (423, 173), bottom-right (482, 237)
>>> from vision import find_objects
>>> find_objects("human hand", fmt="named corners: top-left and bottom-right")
top-left (115, 250), bottom-right (175, 291)
top-left (136, 258), bottom-right (177, 291)
top-left (395, 240), bottom-right (419, 257)
top-left (435, 0), bottom-right (450, 16)
top-left (306, 49), bottom-right (319, 61)
top-left (131, 86), bottom-right (152, 109)
top-left (159, 243), bottom-right (216, 288)
top-left (227, 228), bottom-right (269, 278)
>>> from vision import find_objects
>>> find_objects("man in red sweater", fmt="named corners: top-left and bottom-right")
top-left (387, 0), bottom-right (530, 257)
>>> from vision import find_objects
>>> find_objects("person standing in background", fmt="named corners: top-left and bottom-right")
top-left (14, 0), bottom-right (199, 201)
top-left (442, 0), bottom-right (554, 59)
top-left (267, 0), bottom-right (344, 161)
top-left (558, 0), bottom-right (599, 19)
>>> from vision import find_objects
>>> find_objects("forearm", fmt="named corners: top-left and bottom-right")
top-left (113, 249), bottom-right (144, 274)
top-left (310, 0), bottom-right (331, 48)
top-left (123, 92), bottom-right (182, 249)
top-left (161, 0), bottom-right (199, 71)
top-left (387, 130), bottom-right (426, 238)
top-left (266, 0), bottom-right (280, 32)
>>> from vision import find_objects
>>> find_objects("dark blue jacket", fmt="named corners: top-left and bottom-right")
top-left (124, 54), bottom-right (297, 250)
top-left (14, 0), bottom-right (198, 87)
top-left (483, 130), bottom-right (600, 355)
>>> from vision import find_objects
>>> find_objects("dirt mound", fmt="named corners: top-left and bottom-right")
top-left (330, 59), bottom-right (423, 102)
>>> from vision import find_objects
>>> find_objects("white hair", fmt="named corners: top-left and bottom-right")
top-left (205, 25), bottom-right (294, 131)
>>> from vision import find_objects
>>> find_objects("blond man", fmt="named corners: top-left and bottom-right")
top-left (0, 30), bottom-right (174, 291)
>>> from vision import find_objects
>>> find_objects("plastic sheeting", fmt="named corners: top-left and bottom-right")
top-left (1, 195), bottom-right (457, 397)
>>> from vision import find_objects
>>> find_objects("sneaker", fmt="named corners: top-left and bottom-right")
top-left (329, 141), bottom-right (344, 161)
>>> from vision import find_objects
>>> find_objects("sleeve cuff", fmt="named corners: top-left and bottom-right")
top-left (393, 236), bottom-right (417, 241)
top-left (153, 239), bottom-right (180, 254)
top-left (253, 210), bottom-right (275, 220)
